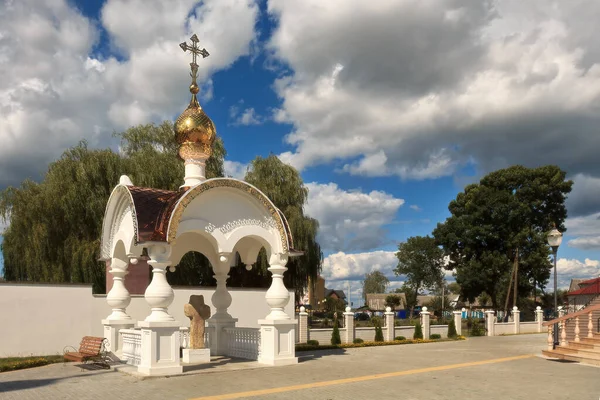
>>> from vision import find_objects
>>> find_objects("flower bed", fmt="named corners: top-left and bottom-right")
top-left (296, 336), bottom-right (465, 352)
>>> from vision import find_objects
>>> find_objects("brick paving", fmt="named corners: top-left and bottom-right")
top-left (1, 335), bottom-right (599, 400)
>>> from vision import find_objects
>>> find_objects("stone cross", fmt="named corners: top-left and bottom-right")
top-left (184, 295), bottom-right (211, 349)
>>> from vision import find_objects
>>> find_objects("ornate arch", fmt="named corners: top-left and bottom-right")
top-left (167, 178), bottom-right (290, 253)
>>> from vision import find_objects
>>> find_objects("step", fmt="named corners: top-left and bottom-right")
top-left (554, 346), bottom-right (600, 358)
top-left (567, 341), bottom-right (597, 350)
top-left (542, 350), bottom-right (600, 367)
top-left (579, 337), bottom-right (600, 345)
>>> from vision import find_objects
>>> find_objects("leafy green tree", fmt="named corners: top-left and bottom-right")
top-left (394, 236), bottom-right (444, 315)
top-left (425, 295), bottom-right (451, 318)
top-left (433, 165), bottom-right (572, 310)
top-left (395, 284), bottom-right (418, 315)
top-left (331, 319), bottom-right (341, 345)
top-left (447, 282), bottom-right (461, 295)
top-left (362, 271), bottom-right (390, 303)
top-left (385, 294), bottom-right (401, 309)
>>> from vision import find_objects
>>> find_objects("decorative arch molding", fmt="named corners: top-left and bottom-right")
top-left (167, 178), bottom-right (290, 253)
top-left (100, 185), bottom-right (139, 261)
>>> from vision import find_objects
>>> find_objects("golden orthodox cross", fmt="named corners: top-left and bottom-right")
top-left (180, 34), bottom-right (209, 72)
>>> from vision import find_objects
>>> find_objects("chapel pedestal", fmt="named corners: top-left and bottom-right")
top-left (182, 348), bottom-right (211, 364)
top-left (257, 319), bottom-right (298, 366)
top-left (137, 320), bottom-right (183, 376)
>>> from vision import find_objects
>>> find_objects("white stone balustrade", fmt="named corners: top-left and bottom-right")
top-left (120, 329), bottom-right (142, 366)
top-left (224, 327), bottom-right (261, 360)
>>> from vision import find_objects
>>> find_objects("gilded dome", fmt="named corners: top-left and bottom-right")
top-left (174, 88), bottom-right (216, 157)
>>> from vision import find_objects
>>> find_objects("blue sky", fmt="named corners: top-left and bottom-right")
top-left (2, 1), bottom-right (600, 303)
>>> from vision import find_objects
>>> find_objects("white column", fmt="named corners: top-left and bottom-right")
top-left (265, 253), bottom-right (291, 320)
top-left (384, 307), bottom-right (395, 341)
top-left (485, 310), bottom-right (495, 336)
top-left (298, 306), bottom-right (309, 343)
top-left (258, 253), bottom-right (298, 366)
top-left (343, 307), bottom-right (354, 344)
top-left (206, 253), bottom-right (237, 356)
top-left (512, 306), bottom-right (520, 334)
top-left (535, 306), bottom-right (544, 333)
top-left (137, 244), bottom-right (182, 376)
top-left (453, 310), bottom-right (462, 336)
top-left (143, 245), bottom-right (175, 322)
top-left (421, 307), bottom-right (430, 340)
top-left (102, 257), bottom-right (135, 355)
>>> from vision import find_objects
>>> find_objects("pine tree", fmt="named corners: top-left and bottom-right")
top-left (414, 322), bottom-right (424, 339)
top-left (448, 318), bottom-right (458, 339)
top-left (331, 318), bottom-right (341, 345)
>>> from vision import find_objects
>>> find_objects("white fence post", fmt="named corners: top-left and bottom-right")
top-left (485, 310), bottom-right (495, 336)
top-left (384, 307), bottom-right (395, 341)
top-left (535, 306), bottom-right (544, 332)
top-left (558, 306), bottom-right (566, 318)
top-left (343, 307), bottom-right (355, 344)
top-left (453, 310), bottom-right (462, 336)
top-left (298, 306), bottom-right (309, 343)
top-left (512, 306), bottom-right (520, 334)
top-left (421, 307), bottom-right (430, 339)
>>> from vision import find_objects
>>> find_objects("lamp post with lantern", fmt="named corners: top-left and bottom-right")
top-left (547, 224), bottom-right (563, 348)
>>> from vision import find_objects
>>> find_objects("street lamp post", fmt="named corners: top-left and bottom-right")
top-left (547, 225), bottom-right (563, 348)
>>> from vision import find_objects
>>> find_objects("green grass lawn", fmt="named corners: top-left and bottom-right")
top-left (0, 355), bottom-right (64, 373)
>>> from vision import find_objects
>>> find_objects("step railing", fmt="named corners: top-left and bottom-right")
top-left (543, 303), bottom-right (600, 350)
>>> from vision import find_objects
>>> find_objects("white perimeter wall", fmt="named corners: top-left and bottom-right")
top-left (0, 283), bottom-right (294, 357)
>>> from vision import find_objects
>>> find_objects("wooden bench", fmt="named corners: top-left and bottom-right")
top-left (63, 336), bottom-right (109, 369)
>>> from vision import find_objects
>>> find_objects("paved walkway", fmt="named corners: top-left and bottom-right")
top-left (1, 334), bottom-right (599, 399)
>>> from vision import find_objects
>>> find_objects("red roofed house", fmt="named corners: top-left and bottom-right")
top-left (567, 277), bottom-right (600, 312)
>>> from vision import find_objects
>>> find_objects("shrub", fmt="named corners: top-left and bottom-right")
top-left (413, 322), bottom-right (424, 339)
top-left (374, 320), bottom-right (384, 342)
top-left (395, 336), bottom-right (406, 341)
top-left (447, 318), bottom-right (458, 339)
top-left (353, 338), bottom-right (364, 344)
top-left (430, 334), bottom-right (441, 339)
top-left (470, 321), bottom-right (485, 337)
top-left (307, 339), bottom-right (319, 346)
top-left (331, 319), bottom-right (342, 345)
top-left (371, 316), bottom-right (382, 327)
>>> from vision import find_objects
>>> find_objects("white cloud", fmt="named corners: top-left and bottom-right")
top-left (305, 182), bottom-right (404, 252)
top-left (235, 108), bottom-right (262, 125)
top-left (566, 212), bottom-right (600, 250)
top-left (267, 0), bottom-right (600, 204)
top-left (568, 237), bottom-right (600, 251)
top-left (224, 160), bottom-right (248, 179)
top-left (321, 250), bottom-right (398, 282)
top-left (556, 258), bottom-right (600, 288)
top-left (409, 205), bottom-right (422, 212)
top-left (0, 0), bottom-right (259, 188)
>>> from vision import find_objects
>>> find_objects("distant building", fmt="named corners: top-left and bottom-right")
top-left (365, 293), bottom-right (406, 311)
top-left (567, 277), bottom-right (600, 310)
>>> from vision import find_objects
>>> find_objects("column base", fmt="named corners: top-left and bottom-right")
top-left (206, 317), bottom-right (238, 356)
top-left (257, 319), bottom-right (298, 366)
top-left (136, 320), bottom-right (182, 376)
top-left (102, 319), bottom-right (135, 356)
top-left (182, 348), bottom-right (211, 364)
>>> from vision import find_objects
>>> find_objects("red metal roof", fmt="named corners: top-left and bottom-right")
top-left (128, 186), bottom-right (186, 242)
top-left (568, 279), bottom-right (600, 296)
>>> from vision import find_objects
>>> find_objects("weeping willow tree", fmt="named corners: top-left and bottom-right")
top-left (241, 155), bottom-right (322, 298)
top-left (0, 122), bottom-right (225, 293)
top-left (0, 123), bottom-right (321, 296)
